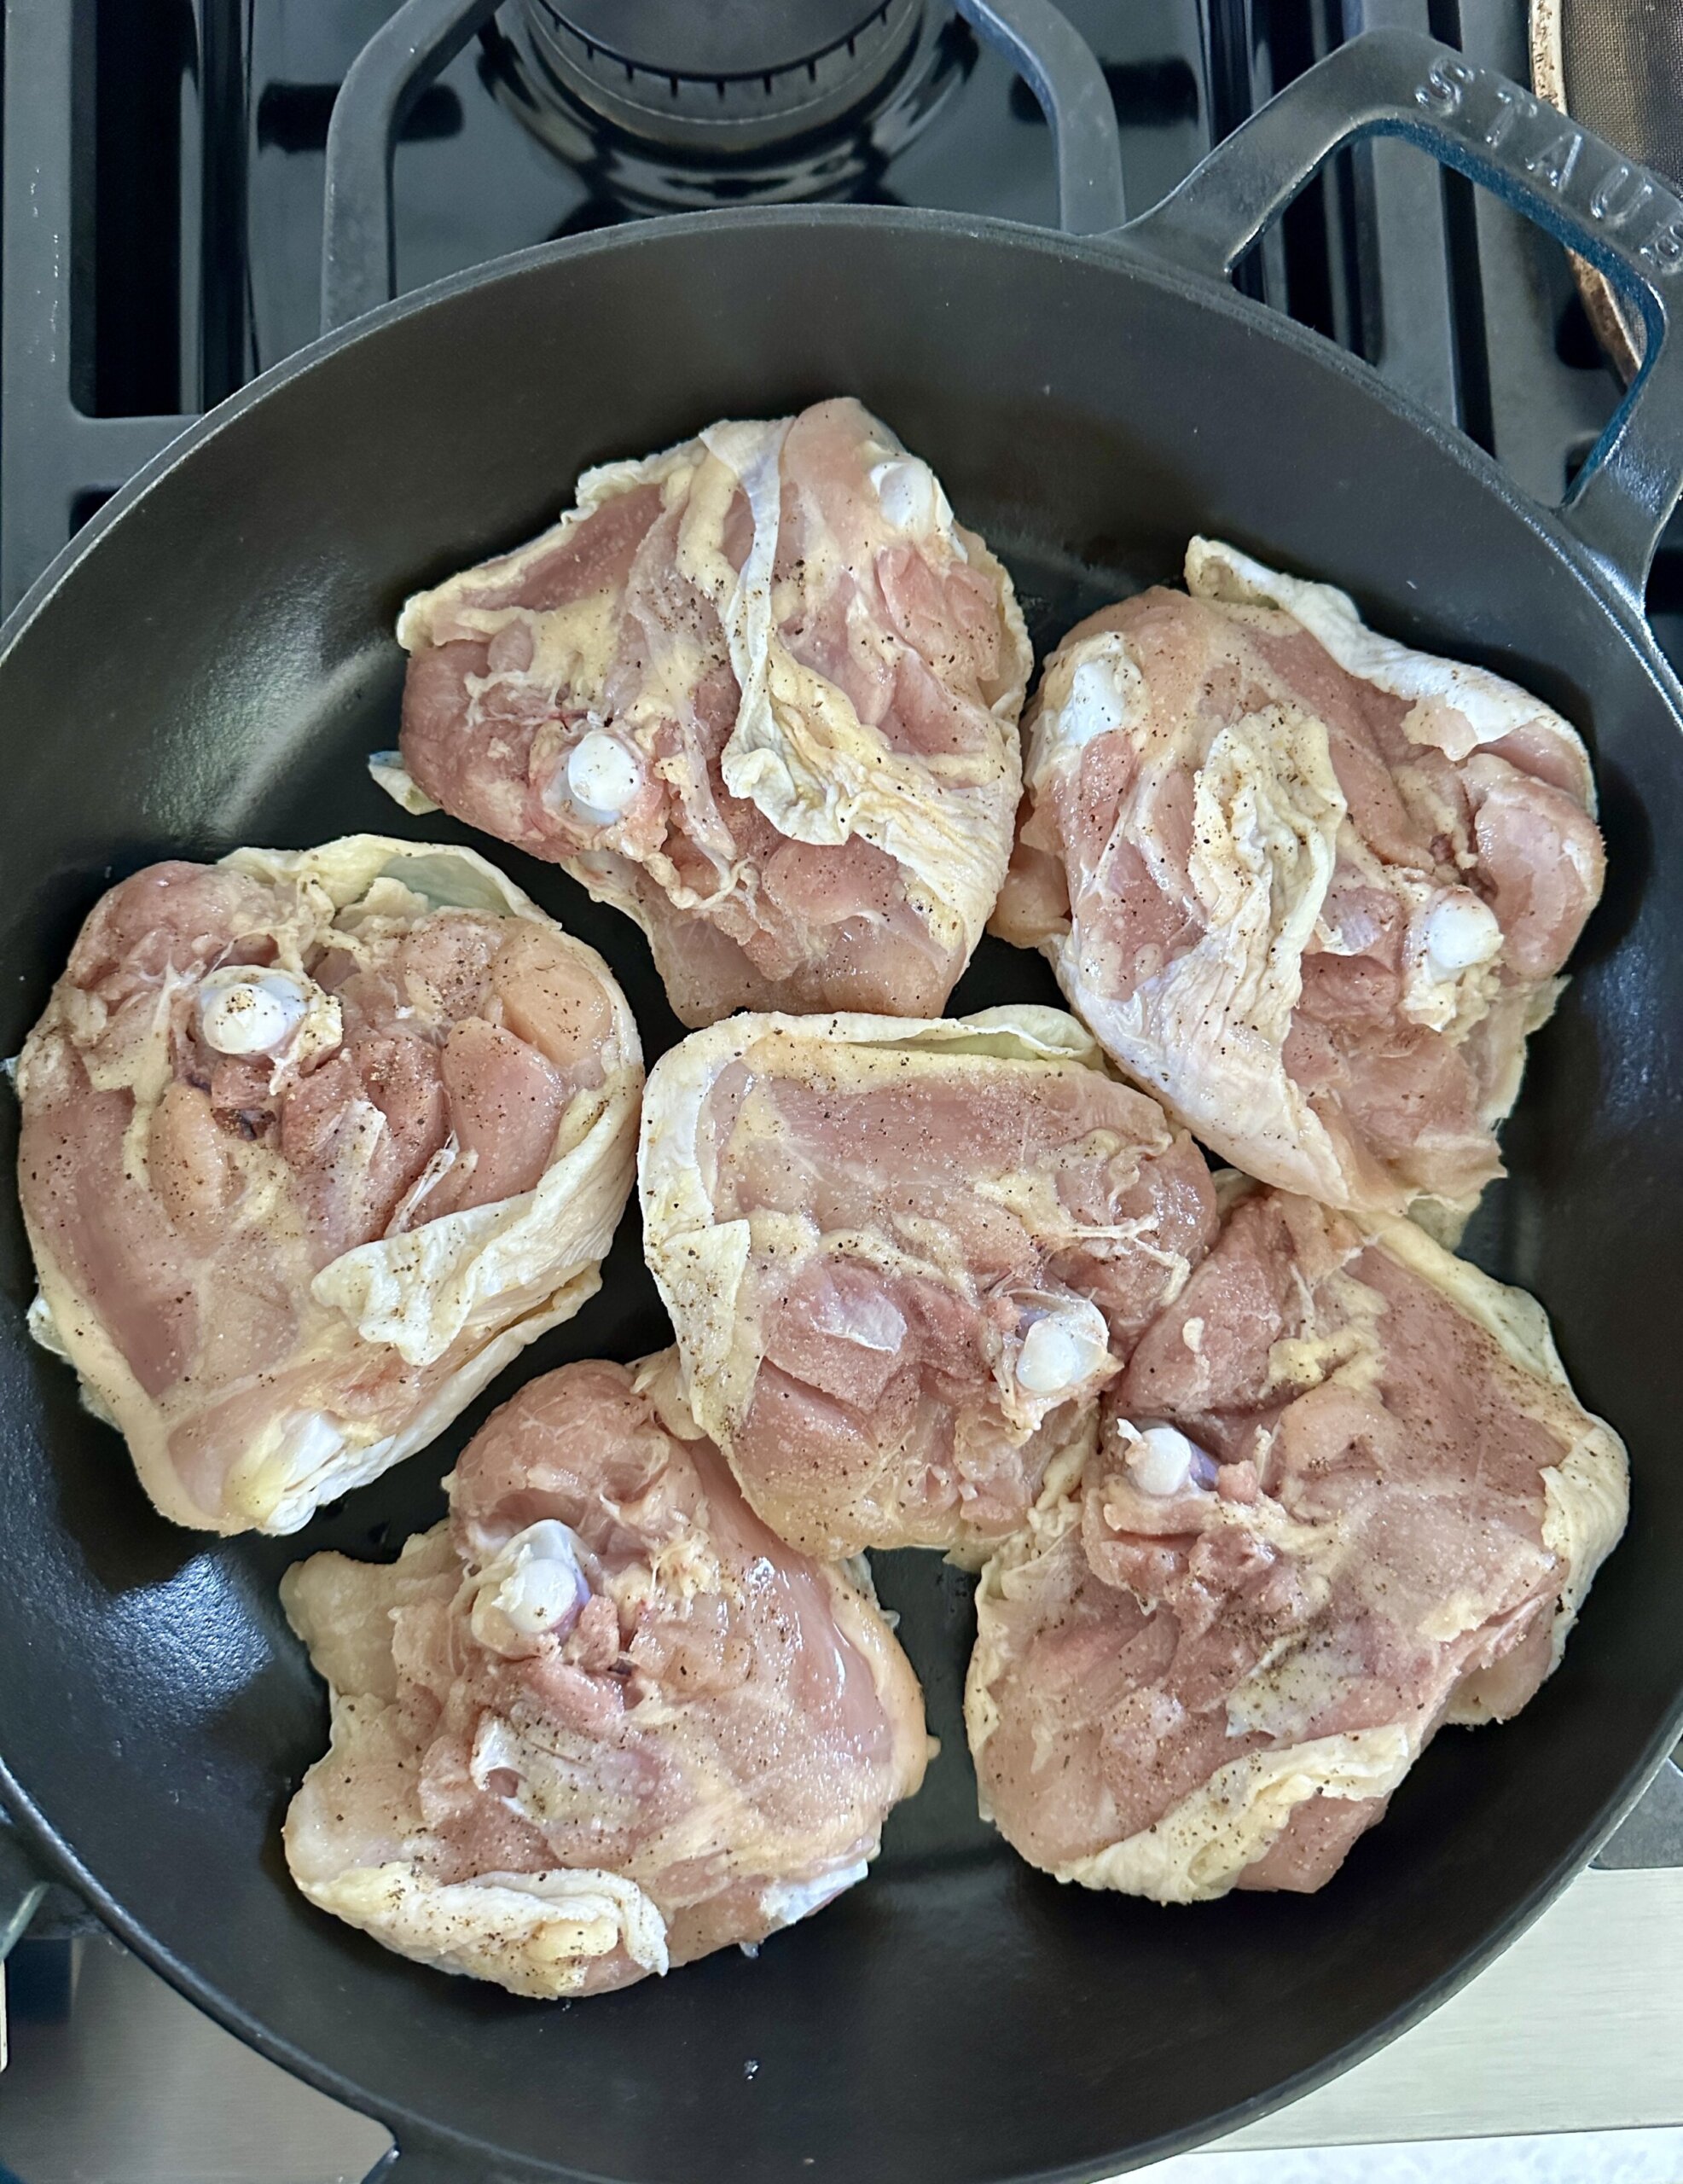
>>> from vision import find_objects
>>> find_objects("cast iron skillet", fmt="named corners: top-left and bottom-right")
top-left (2, 11), bottom-right (1681, 2180)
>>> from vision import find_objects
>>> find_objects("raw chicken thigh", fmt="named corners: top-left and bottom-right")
top-left (390, 397), bottom-right (1031, 1026)
top-left (995, 539), bottom-right (1606, 1219)
top-left (966, 1184), bottom-right (1627, 1902)
top-left (641, 1008), bottom-right (1218, 1560)
top-left (281, 1352), bottom-right (931, 1997)
top-left (16, 837), bottom-right (641, 1534)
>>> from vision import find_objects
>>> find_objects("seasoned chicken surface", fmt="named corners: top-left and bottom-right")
top-left (281, 1352), bottom-right (931, 1997)
top-left (389, 397), bottom-right (1031, 1026)
top-left (966, 1185), bottom-right (1627, 1902)
top-left (995, 539), bottom-right (1606, 1220)
top-left (16, 838), bottom-right (640, 1533)
top-left (641, 1008), bottom-right (1217, 1560)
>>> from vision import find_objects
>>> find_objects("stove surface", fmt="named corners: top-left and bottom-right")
top-left (7, 1), bottom-right (1678, 641)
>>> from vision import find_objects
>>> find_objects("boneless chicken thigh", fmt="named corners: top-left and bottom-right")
top-left (966, 1185), bottom-right (1627, 1901)
top-left (281, 1352), bottom-right (931, 1997)
top-left (995, 539), bottom-right (1606, 1219)
top-left (390, 397), bottom-right (1031, 1025)
top-left (16, 838), bottom-right (640, 1533)
top-left (641, 1008), bottom-right (1218, 1560)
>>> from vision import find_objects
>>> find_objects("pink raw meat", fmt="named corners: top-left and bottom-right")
top-left (641, 1008), bottom-right (1218, 1559)
top-left (967, 1186), bottom-right (1626, 1900)
top-left (16, 839), bottom-right (639, 1532)
top-left (281, 1352), bottom-right (931, 1996)
top-left (392, 398), bottom-right (1030, 1026)
top-left (994, 539), bottom-right (1605, 1217)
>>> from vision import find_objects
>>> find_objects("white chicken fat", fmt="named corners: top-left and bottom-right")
top-left (1059, 653), bottom-right (1136, 752)
top-left (760, 1862), bottom-right (871, 1928)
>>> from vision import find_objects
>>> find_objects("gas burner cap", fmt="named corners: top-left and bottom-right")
top-left (548, 0), bottom-right (918, 79)
top-left (516, 0), bottom-right (926, 153)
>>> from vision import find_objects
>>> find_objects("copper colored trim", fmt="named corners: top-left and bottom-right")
top-left (1530, 0), bottom-right (1643, 381)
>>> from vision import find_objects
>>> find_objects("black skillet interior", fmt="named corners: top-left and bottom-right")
top-left (3, 160), bottom-right (1683, 2184)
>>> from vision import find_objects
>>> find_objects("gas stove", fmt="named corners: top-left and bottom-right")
top-left (6, 0), bottom-right (1682, 644)
top-left (1, 1), bottom-right (1680, 2179)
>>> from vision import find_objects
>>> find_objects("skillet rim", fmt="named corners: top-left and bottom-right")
top-left (7, 201), bottom-right (1681, 709)
top-left (3, 199), bottom-right (1681, 2182)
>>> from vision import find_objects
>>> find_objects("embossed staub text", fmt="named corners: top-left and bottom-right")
top-left (1416, 55), bottom-right (1683, 274)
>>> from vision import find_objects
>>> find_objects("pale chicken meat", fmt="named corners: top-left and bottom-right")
top-left (15, 837), bottom-right (641, 1533)
top-left (966, 1186), bottom-right (1627, 1901)
top-left (995, 539), bottom-right (1607, 1219)
top-left (281, 1351), bottom-right (931, 1997)
top-left (640, 1008), bottom-right (1218, 1560)
top-left (389, 397), bottom-right (1031, 1026)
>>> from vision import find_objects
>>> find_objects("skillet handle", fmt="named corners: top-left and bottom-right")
top-left (1120, 27), bottom-right (1683, 602)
